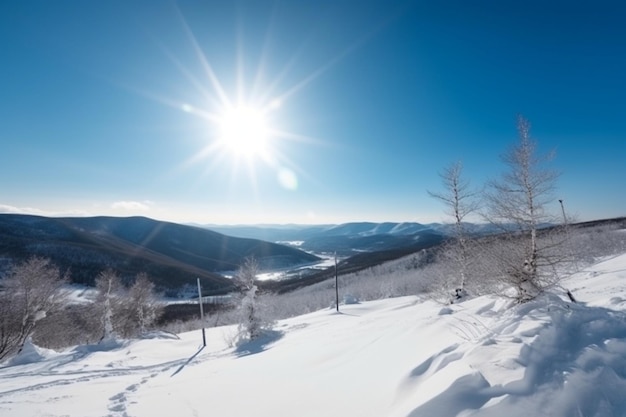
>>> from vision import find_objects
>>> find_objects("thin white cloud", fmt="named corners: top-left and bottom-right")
top-left (0, 204), bottom-right (91, 217)
top-left (0, 204), bottom-right (22, 213)
top-left (111, 201), bottom-right (151, 211)
top-left (0, 204), bottom-right (41, 214)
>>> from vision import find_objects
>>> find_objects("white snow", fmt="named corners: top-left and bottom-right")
top-left (2, 254), bottom-right (626, 417)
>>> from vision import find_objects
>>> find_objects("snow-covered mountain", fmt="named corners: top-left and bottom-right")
top-left (205, 220), bottom-right (565, 257)
top-left (2, 252), bottom-right (625, 416)
top-left (205, 221), bottom-right (500, 240)
top-left (207, 221), bottom-right (449, 255)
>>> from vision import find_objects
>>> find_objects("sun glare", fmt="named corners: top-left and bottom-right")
top-left (157, 7), bottom-right (351, 194)
top-left (217, 105), bottom-right (269, 157)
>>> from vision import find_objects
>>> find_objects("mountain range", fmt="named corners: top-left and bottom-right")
top-left (204, 221), bottom-right (488, 255)
top-left (4, 214), bottom-right (621, 296)
top-left (0, 214), bottom-right (320, 295)
top-left (0, 215), bottom-right (514, 295)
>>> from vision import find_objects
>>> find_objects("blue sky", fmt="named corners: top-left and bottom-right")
top-left (1, 0), bottom-right (624, 225)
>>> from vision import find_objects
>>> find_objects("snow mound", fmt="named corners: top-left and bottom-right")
top-left (406, 295), bottom-right (626, 416)
top-left (72, 337), bottom-right (127, 354)
top-left (6, 339), bottom-right (55, 367)
top-left (139, 330), bottom-right (180, 340)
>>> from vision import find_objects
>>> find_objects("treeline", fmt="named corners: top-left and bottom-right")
top-left (0, 258), bottom-right (163, 361)
top-left (0, 254), bottom-right (276, 361)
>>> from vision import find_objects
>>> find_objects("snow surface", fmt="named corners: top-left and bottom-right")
top-left (2, 254), bottom-right (626, 417)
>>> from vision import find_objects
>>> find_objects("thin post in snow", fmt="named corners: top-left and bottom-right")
top-left (335, 252), bottom-right (339, 312)
top-left (559, 199), bottom-right (577, 263)
top-left (558, 199), bottom-right (568, 227)
top-left (559, 199), bottom-right (579, 296)
top-left (197, 278), bottom-right (206, 347)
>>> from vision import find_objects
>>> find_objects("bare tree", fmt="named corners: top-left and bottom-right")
top-left (126, 272), bottom-right (163, 335)
top-left (428, 160), bottom-right (479, 299)
top-left (483, 116), bottom-right (561, 302)
top-left (95, 269), bottom-right (124, 341)
top-left (0, 257), bottom-right (68, 360)
top-left (94, 270), bottom-right (164, 340)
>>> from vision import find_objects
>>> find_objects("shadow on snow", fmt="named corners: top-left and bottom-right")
top-left (235, 330), bottom-right (284, 358)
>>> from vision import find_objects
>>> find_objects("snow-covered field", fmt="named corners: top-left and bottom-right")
top-left (1, 253), bottom-right (626, 417)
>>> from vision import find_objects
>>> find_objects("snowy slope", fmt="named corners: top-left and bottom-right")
top-left (1, 254), bottom-right (626, 417)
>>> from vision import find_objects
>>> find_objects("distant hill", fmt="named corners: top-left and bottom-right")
top-left (258, 217), bottom-right (626, 293)
top-left (206, 222), bottom-right (454, 255)
top-left (0, 215), bottom-right (320, 294)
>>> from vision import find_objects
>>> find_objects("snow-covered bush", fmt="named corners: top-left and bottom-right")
top-left (32, 303), bottom-right (101, 349)
top-left (569, 223), bottom-right (626, 263)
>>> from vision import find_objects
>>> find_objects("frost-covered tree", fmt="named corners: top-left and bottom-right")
top-left (95, 269), bottom-right (124, 341)
top-left (0, 257), bottom-right (68, 360)
top-left (428, 160), bottom-right (479, 299)
top-left (233, 257), bottom-right (270, 341)
top-left (126, 272), bottom-right (163, 335)
top-left (95, 270), bottom-right (164, 339)
top-left (483, 116), bottom-right (562, 302)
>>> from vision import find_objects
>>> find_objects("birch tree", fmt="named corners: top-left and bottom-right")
top-left (483, 116), bottom-right (561, 302)
top-left (428, 160), bottom-right (478, 299)
top-left (95, 269), bottom-right (124, 341)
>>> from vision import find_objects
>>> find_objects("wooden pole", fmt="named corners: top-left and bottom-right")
top-left (559, 199), bottom-right (567, 226)
top-left (197, 278), bottom-right (206, 347)
top-left (335, 252), bottom-right (339, 312)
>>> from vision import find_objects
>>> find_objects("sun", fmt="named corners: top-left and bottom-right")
top-left (154, 8), bottom-right (344, 193)
top-left (217, 105), bottom-right (269, 158)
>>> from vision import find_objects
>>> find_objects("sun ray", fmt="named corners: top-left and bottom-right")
top-left (157, 44), bottom-right (219, 108)
top-left (268, 128), bottom-right (328, 147)
top-left (174, 6), bottom-right (232, 109)
top-left (270, 10), bottom-right (395, 105)
top-left (251, 2), bottom-right (280, 102)
top-left (235, 10), bottom-right (247, 106)
top-left (129, 4), bottom-right (393, 201)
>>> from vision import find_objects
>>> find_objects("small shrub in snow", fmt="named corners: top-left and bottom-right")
top-left (438, 307), bottom-right (454, 315)
top-left (343, 294), bottom-right (359, 304)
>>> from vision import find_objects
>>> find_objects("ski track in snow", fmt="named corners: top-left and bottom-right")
top-left (0, 340), bottom-right (232, 417)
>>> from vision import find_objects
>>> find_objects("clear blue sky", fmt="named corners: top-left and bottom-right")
top-left (1, 0), bottom-right (624, 225)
